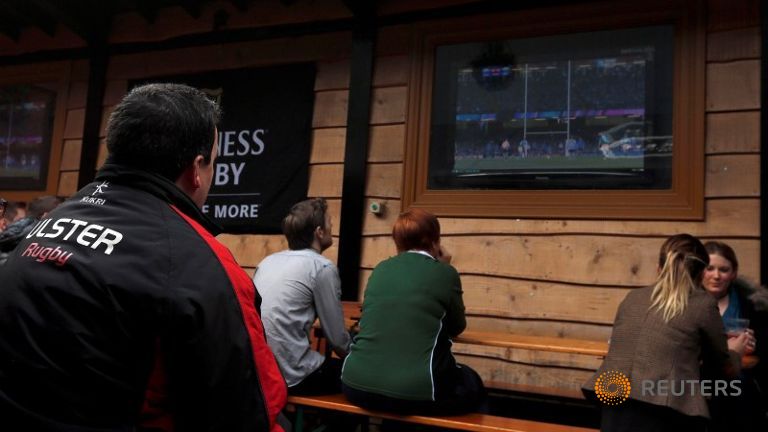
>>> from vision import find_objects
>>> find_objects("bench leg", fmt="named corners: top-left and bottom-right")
top-left (294, 406), bottom-right (304, 432)
top-left (293, 407), bottom-right (370, 432)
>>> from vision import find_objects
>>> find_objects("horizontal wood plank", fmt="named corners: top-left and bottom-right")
top-left (361, 198), bottom-right (402, 235)
top-left (707, 27), bottom-right (760, 61)
top-left (63, 108), bottom-right (85, 139)
top-left (356, 270), bottom-right (616, 337)
top-left (322, 244), bottom-right (339, 263)
top-left (373, 55), bottom-right (409, 87)
top-left (452, 343), bottom-right (603, 370)
top-left (311, 128), bottom-right (346, 164)
top-left (376, 24), bottom-right (413, 56)
top-left (103, 80), bottom-right (128, 106)
top-left (315, 60), bottom-right (350, 91)
top-left (57, 171), bottom-right (79, 197)
top-left (365, 163), bottom-right (402, 198)
top-left (308, 164), bottom-right (343, 198)
top-left (461, 276), bottom-right (628, 325)
top-left (707, 0), bottom-right (760, 32)
top-left (59, 140), bottom-right (82, 171)
top-left (362, 235), bottom-right (657, 286)
top-left (457, 356), bottom-right (594, 396)
top-left (100, 106), bottom-right (115, 137)
top-left (369, 124), bottom-right (405, 162)
top-left (706, 111), bottom-right (760, 154)
top-left (243, 267), bottom-right (256, 279)
top-left (362, 199), bottom-right (760, 238)
top-left (465, 317), bottom-right (612, 342)
top-left (326, 198), bottom-right (341, 227)
top-left (67, 81), bottom-right (87, 109)
top-left (705, 154), bottom-right (760, 197)
top-left (312, 90), bottom-right (348, 128)
top-left (370, 87), bottom-right (407, 124)
top-left (218, 233), bottom-right (339, 268)
top-left (96, 139), bottom-right (108, 170)
top-left (706, 60), bottom-right (760, 111)
top-left (360, 236), bottom-right (760, 287)
top-left (217, 234), bottom-right (287, 268)
top-left (309, 124), bottom-right (405, 164)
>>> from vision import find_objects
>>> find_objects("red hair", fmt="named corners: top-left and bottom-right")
top-left (392, 208), bottom-right (440, 253)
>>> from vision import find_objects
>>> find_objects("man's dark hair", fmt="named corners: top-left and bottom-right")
top-left (282, 198), bottom-right (328, 250)
top-left (28, 196), bottom-right (64, 219)
top-left (2, 200), bottom-right (18, 222)
top-left (105, 83), bottom-right (221, 181)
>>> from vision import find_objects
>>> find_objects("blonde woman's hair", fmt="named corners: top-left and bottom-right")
top-left (650, 234), bottom-right (708, 322)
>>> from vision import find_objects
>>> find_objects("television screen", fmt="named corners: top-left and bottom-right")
top-left (428, 26), bottom-right (674, 190)
top-left (0, 84), bottom-right (57, 190)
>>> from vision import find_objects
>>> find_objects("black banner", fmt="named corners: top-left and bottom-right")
top-left (133, 64), bottom-right (315, 233)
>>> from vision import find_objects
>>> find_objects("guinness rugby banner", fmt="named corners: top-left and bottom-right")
top-left (134, 64), bottom-right (315, 233)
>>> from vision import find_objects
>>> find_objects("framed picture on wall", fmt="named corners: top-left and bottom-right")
top-left (0, 84), bottom-right (57, 190)
top-left (403, 0), bottom-right (705, 220)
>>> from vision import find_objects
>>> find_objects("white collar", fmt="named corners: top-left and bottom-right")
top-left (407, 250), bottom-right (435, 260)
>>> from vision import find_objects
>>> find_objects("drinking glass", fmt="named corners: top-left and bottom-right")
top-left (723, 317), bottom-right (750, 338)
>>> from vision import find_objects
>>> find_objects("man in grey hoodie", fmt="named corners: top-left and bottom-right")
top-left (253, 198), bottom-right (351, 395)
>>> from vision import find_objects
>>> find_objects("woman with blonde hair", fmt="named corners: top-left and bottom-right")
top-left (584, 234), bottom-right (748, 432)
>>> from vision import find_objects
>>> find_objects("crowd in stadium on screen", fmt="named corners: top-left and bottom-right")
top-left (455, 62), bottom-right (645, 115)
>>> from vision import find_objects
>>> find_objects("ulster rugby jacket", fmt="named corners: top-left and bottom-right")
top-left (0, 164), bottom-right (287, 431)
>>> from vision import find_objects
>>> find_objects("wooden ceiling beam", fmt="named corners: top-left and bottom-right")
top-left (134, 0), bottom-right (158, 24)
top-left (0, 0), bottom-right (57, 36)
top-left (0, 23), bottom-right (21, 41)
top-left (229, 0), bottom-right (249, 13)
top-left (181, 0), bottom-right (205, 19)
top-left (25, 0), bottom-right (101, 42)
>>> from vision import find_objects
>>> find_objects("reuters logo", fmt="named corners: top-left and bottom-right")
top-left (594, 371), bottom-right (631, 405)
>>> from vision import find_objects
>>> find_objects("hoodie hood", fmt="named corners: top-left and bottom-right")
top-left (732, 277), bottom-right (768, 313)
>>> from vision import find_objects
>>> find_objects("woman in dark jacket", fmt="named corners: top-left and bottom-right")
top-left (584, 234), bottom-right (748, 432)
top-left (702, 241), bottom-right (768, 432)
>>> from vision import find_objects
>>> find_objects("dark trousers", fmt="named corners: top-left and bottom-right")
top-left (288, 357), bottom-right (344, 396)
top-left (288, 358), bottom-right (360, 432)
top-left (708, 377), bottom-right (768, 432)
top-left (601, 399), bottom-right (707, 432)
top-left (342, 363), bottom-right (487, 416)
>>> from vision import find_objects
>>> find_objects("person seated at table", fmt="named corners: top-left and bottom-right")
top-left (583, 234), bottom-right (748, 432)
top-left (702, 241), bottom-right (768, 432)
top-left (341, 208), bottom-right (486, 415)
top-left (254, 198), bottom-right (351, 395)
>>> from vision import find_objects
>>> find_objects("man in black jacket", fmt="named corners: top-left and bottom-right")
top-left (0, 84), bottom-right (287, 431)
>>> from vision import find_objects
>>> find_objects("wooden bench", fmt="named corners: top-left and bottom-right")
top-left (344, 301), bottom-right (758, 359)
top-left (453, 331), bottom-right (608, 357)
top-left (287, 393), bottom-right (598, 432)
top-left (341, 302), bottom-right (608, 356)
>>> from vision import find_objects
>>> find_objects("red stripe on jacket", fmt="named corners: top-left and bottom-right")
top-left (140, 339), bottom-right (173, 431)
top-left (171, 205), bottom-right (287, 431)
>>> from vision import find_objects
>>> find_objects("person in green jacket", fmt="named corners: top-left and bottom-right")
top-left (341, 208), bottom-right (486, 414)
